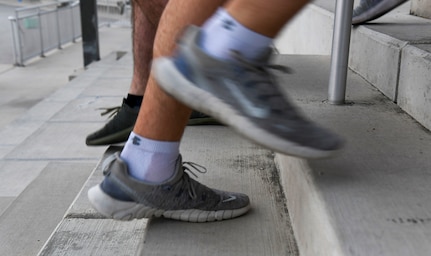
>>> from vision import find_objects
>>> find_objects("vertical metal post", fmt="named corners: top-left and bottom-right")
top-left (79, 0), bottom-right (100, 67)
top-left (37, 8), bottom-right (45, 57)
top-left (71, 5), bottom-right (76, 42)
top-left (328, 0), bottom-right (354, 105)
top-left (16, 10), bottom-right (24, 66)
top-left (9, 17), bottom-right (19, 66)
top-left (56, 7), bottom-right (62, 49)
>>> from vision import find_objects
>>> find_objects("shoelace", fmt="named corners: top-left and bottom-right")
top-left (230, 50), bottom-right (292, 75)
top-left (102, 153), bottom-right (209, 200)
top-left (230, 50), bottom-right (300, 116)
top-left (181, 162), bottom-right (207, 200)
top-left (97, 106), bottom-right (121, 118)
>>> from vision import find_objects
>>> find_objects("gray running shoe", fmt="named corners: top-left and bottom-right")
top-left (153, 26), bottom-right (343, 158)
top-left (352, 0), bottom-right (408, 25)
top-left (86, 99), bottom-right (139, 146)
top-left (86, 100), bottom-right (220, 146)
top-left (88, 152), bottom-right (251, 222)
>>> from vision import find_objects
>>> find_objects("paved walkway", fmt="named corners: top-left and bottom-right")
top-left (1, 2), bottom-right (430, 255)
top-left (0, 22), bottom-right (132, 129)
top-left (34, 52), bottom-right (299, 256)
top-left (0, 19), bottom-right (133, 255)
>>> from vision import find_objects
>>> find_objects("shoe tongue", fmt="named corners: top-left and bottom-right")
top-left (255, 47), bottom-right (274, 63)
top-left (164, 154), bottom-right (185, 185)
top-left (230, 47), bottom-right (274, 66)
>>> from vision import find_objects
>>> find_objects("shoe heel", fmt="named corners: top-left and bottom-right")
top-left (88, 185), bottom-right (149, 220)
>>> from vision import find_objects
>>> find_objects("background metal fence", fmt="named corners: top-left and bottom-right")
top-left (97, 0), bottom-right (128, 16)
top-left (8, 1), bottom-right (81, 66)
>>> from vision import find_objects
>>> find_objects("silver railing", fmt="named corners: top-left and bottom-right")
top-left (328, 0), bottom-right (355, 105)
top-left (97, 0), bottom-right (129, 16)
top-left (9, 1), bottom-right (81, 66)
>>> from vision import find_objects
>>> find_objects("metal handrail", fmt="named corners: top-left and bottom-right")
top-left (8, 0), bottom-right (81, 66)
top-left (328, 0), bottom-right (355, 105)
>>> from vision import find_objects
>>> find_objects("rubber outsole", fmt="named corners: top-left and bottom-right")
top-left (88, 185), bottom-right (251, 223)
top-left (86, 127), bottom-right (133, 146)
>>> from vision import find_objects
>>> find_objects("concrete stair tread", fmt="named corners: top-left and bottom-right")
top-left (274, 55), bottom-right (431, 256)
top-left (1, 1), bottom-right (429, 252)
top-left (36, 52), bottom-right (300, 256)
top-left (0, 51), bottom-right (132, 256)
top-left (24, 52), bottom-right (430, 256)
top-left (138, 127), bottom-right (299, 256)
top-left (38, 133), bottom-right (300, 255)
top-left (0, 162), bottom-right (94, 256)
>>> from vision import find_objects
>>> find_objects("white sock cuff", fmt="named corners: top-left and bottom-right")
top-left (202, 7), bottom-right (232, 30)
top-left (127, 132), bottom-right (180, 154)
top-left (201, 8), bottom-right (272, 60)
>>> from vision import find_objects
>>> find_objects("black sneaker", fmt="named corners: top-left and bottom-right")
top-left (86, 100), bottom-right (221, 146)
top-left (153, 25), bottom-right (343, 158)
top-left (88, 153), bottom-right (251, 222)
top-left (86, 99), bottom-right (139, 146)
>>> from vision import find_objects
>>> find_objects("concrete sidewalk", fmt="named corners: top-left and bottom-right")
top-left (1, 2), bottom-right (430, 255)
top-left (0, 49), bottom-right (298, 256)
top-left (33, 52), bottom-right (431, 256)
top-left (0, 23), bottom-right (132, 256)
top-left (0, 23), bottom-right (132, 130)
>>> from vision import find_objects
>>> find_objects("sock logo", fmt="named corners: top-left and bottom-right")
top-left (132, 136), bottom-right (141, 145)
top-left (222, 19), bottom-right (235, 30)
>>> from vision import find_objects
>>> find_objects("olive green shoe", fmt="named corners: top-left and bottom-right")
top-left (86, 100), bottom-right (221, 146)
top-left (86, 99), bottom-right (139, 146)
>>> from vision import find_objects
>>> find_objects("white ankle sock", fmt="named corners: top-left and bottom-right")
top-left (120, 132), bottom-right (179, 183)
top-left (201, 8), bottom-right (272, 61)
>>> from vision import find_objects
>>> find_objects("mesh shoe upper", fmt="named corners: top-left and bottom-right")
top-left (153, 25), bottom-right (343, 158)
top-left (86, 99), bottom-right (139, 146)
top-left (99, 152), bottom-right (250, 213)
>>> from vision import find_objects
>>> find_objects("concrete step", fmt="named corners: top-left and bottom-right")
top-left (0, 51), bottom-right (132, 256)
top-left (37, 136), bottom-right (299, 256)
top-left (275, 0), bottom-right (431, 132)
top-left (273, 55), bottom-right (431, 256)
top-left (34, 52), bottom-right (299, 256)
top-left (31, 52), bottom-right (431, 256)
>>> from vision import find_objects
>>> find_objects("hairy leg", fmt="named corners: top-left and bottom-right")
top-left (133, 0), bottom-right (226, 141)
top-left (129, 0), bottom-right (168, 95)
top-left (134, 0), bottom-right (309, 141)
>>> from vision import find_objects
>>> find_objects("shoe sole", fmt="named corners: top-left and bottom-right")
top-left (153, 58), bottom-right (339, 159)
top-left (187, 117), bottom-right (222, 126)
top-left (88, 185), bottom-right (251, 222)
top-left (86, 126), bottom-right (133, 146)
top-left (352, 0), bottom-right (408, 25)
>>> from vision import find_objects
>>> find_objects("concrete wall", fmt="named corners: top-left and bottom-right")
top-left (411, 0), bottom-right (431, 19)
top-left (274, 2), bottom-right (431, 132)
top-left (275, 5), bottom-right (334, 55)
top-left (398, 44), bottom-right (431, 131)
